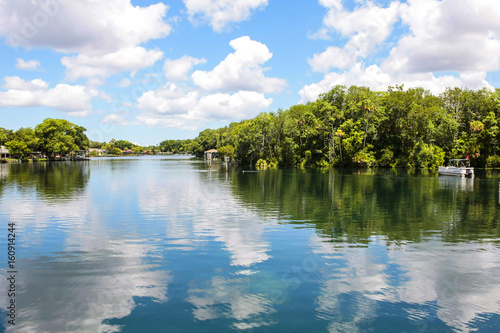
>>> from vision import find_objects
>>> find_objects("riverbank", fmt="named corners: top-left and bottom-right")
top-left (1, 158), bottom-right (21, 163)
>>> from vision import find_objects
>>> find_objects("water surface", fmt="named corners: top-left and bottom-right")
top-left (1, 157), bottom-right (499, 332)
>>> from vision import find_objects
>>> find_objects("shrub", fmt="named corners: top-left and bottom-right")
top-left (269, 158), bottom-right (279, 169)
top-left (300, 150), bottom-right (312, 167)
top-left (378, 148), bottom-right (393, 167)
top-left (255, 159), bottom-right (267, 168)
top-left (353, 148), bottom-right (376, 167)
top-left (486, 155), bottom-right (500, 167)
top-left (316, 159), bottom-right (330, 168)
top-left (410, 142), bottom-right (445, 168)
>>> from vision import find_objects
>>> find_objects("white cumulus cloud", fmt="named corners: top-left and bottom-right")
top-left (382, 0), bottom-right (500, 74)
top-left (299, 65), bottom-right (492, 104)
top-left (137, 83), bottom-right (200, 115)
top-left (15, 58), bottom-right (42, 71)
top-left (0, 0), bottom-right (171, 55)
top-left (192, 36), bottom-right (287, 93)
top-left (309, 46), bottom-right (356, 72)
top-left (309, 0), bottom-right (401, 71)
top-left (184, 0), bottom-right (268, 32)
top-left (0, 0), bottom-right (171, 86)
top-left (101, 112), bottom-right (130, 125)
top-left (164, 56), bottom-right (207, 81)
top-left (136, 83), bottom-right (272, 129)
top-left (194, 90), bottom-right (272, 120)
top-left (134, 36), bottom-right (282, 129)
top-left (0, 76), bottom-right (102, 116)
top-left (302, 0), bottom-right (498, 103)
top-left (61, 46), bottom-right (164, 84)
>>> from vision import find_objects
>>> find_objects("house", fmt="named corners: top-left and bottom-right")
top-left (29, 151), bottom-right (43, 159)
top-left (88, 148), bottom-right (104, 156)
top-left (205, 149), bottom-right (218, 160)
top-left (0, 146), bottom-right (11, 159)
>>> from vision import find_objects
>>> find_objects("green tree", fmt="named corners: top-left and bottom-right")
top-left (0, 128), bottom-right (14, 145)
top-left (3, 127), bottom-right (38, 158)
top-left (184, 84), bottom-right (499, 168)
top-left (132, 146), bottom-right (144, 154)
top-left (35, 119), bottom-right (89, 158)
top-left (192, 129), bottom-right (218, 157)
top-left (217, 145), bottom-right (235, 160)
top-left (5, 139), bottom-right (30, 158)
top-left (109, 147), bottom-right (122, 155)
top-left (115, 140), bottom-right (136, 150)
top-left (409, 142), bottom-right (445, 168)
top-left (0, 132), bottom-right (7, 146)
top-left (89, 141), bottom-right (104, 149)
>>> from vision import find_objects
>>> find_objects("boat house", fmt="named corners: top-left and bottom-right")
top-left (205, 149), bottom-right (218, 160)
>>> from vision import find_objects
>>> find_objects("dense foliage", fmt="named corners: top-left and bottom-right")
top-left (158, 139), bottom-right (193, 154)
top-left (189, 85), bottom-right (500, 168)
top-left (1, 119), bottom-right (90, 159)
top-left (89, 138), bottom-right (159, 155)
top-left (2, 85), bottom-right (499, 167)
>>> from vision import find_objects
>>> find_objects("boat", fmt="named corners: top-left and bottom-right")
top-left (438, 159), bottom-right (474, 178)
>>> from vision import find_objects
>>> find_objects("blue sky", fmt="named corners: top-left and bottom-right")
top-left (1, 0), bottom-right (499, 145)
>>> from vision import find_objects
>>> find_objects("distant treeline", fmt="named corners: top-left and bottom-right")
top-left (2, 85), bottom-right (499, 167)
top-left (88, 139), bottom-right (193, 155)
top-left (188, 85), bottom-right (500, 168)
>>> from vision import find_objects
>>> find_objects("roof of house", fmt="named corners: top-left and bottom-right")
top-left (0, 145), bottom-right (9, 154)
top-left (205, 149), bottom-right (218, 153)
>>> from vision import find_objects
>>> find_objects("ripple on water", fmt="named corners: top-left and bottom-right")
top-left (2, 160), bottom-right (500, 332)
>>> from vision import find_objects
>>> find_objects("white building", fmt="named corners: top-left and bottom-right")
top-left (0, 145), bottom-right (10, 159)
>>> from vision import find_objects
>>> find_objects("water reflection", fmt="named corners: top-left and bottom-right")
top-left (311, 235), bottom-right (390, 332)
top-left (187, 275), bottom-right (276, 330)
top-left (310, 233), bottom-right (500, 332)
top-left (390, 241), bottom-right (500, 332)
top-left (227, 167), bottom-right (500, 331)
top-left (137, 160), bottom-right (272, 268)
top-left (438, 176), bottom-right (474, 192)
top-left (0, 164), bottom-right (9, 180)
top-left (0, 160), bottom-right (170, 333)
top-left (228, 168), bottom-right (500, 243)
top-left (7, 243), bottom-right (170, 333)
top-left (136, 160), bottom-right (278, 329)
top-left (0, 162), bottom-right (89, 202)
top-left (1, 159), bottom-right (499, 332)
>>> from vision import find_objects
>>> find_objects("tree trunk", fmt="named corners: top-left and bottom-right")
top-left (329, 124), bottom-right (335, 164)
top-left (339, 136), bottom-right (343, 164)
top-left (332, 124), bottom-right (336, 158)
top-left (363, 113), bottom-right (370, 148)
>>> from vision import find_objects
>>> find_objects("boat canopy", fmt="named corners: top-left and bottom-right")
top-left (448, 159), bottom-right (471, 167)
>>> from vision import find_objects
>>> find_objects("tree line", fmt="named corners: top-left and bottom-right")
top-left (189, 85), bottom-right (500, 168)
top-left (88, 139), bottom-right (193, 155)
top-left (0, 118), bottom-right (88, 159)
top-left (88, 139), bottom-right (156, 156)
top-left (2, 85), bottom-right (499, 167)
top-left (0, 118), bottom-right (192, 158)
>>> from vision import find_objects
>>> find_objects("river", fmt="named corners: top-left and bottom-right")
top-left (1, 156), bottom-right (499, 332)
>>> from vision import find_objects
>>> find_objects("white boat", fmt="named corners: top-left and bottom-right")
top-left (438, 159), bottom-right (474, 178)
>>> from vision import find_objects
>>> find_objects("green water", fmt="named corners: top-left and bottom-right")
top-left (1, 156), bottom-right (499, 332)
